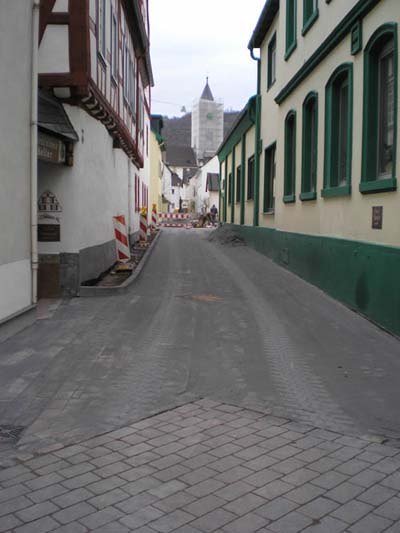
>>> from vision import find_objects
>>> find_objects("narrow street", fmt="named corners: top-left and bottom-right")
top-left (1, 229), bottom-right (400, 533)
top-left (1, 229), bottom-right (399, 461)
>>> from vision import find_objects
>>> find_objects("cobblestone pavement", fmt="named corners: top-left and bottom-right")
top-left (1, 229), bottom-right (400, 463)
top-left (1, 229), bottom-right (400, 532)
top-left (1, 399), bottom-right (400, 533)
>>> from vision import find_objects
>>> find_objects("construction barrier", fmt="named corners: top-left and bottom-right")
top-left (151, 204), bottom-right (158, 232)
top-left (139, 207), bottom-right (148, 241)
top-left (159, 213), bottom-right (191, 220)
top-left (113, 215), bottom-right (131, 262)
top-left (159, 213), bottom-right (194, 228)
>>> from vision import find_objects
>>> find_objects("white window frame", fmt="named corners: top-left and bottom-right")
top-left (98, 0), bottom-right (107, 59)
top-left (111, 7), bottom-right (118, 80)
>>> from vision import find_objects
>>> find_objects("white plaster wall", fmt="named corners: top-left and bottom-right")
top-left (162, 165), bottom-right (179, 212)
top-left (257, 0), bottom-right (400, 246)
top-left (38, 105), bottom-right (134, 256)
top-left (0, 0), bottom-right (33, 321)
top-left (39, 26), bottom-right (70, 74)
top-left (196, 156), bottom-right (219, 213)
top-left (0, 260), bottom-right (31, 321)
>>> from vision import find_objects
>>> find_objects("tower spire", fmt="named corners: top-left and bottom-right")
top-left (200, 77), bottom-right (214, 101)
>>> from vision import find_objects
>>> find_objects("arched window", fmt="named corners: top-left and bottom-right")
top-left (322, 63), bottom-right (353, 197)
top-left (361, 23), bottom-right (397, 194)
top-left (301, 92), bottom-right (318, 200)
top-left (284, 111), bottom-right (297, 202)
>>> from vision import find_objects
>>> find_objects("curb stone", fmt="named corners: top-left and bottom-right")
top-left (79, 230), bottom-right (162, 297)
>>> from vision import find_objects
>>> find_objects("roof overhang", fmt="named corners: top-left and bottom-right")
top-left (38, 90), bottom-right (79, 142)
top-left (248, 0), bottom-right (279, 50)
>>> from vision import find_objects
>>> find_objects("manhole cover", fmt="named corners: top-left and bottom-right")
top-left (0, 425), bottom-right (24, 443)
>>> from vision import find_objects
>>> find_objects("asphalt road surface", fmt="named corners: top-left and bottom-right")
top-left (1, 228), bottom-right (399, 462)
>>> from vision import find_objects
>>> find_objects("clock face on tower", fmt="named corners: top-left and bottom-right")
top-left (206, 113), bottom-right (214, 120)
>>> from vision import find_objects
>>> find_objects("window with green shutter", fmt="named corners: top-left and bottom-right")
top-left (268, 33), bottom-right (277, 89)
top-left (301, 92), bottom-right (318, 200)
top-left (286, 0), bottom-right (297, 60)
top-left (284, 111), bottom-right (297, 202)
top-left (322, 63), bottom-right (353, 198)
top-left (360, 23), bottom-right (397, 194)
top-left (264, 143), bottom-right (276, 212)
top-left (302, 0), bottom-right (318, 35)
top-left (236, 166), bottom-right (241, 203)
top-left (247, 156), bottom-right (255, 200)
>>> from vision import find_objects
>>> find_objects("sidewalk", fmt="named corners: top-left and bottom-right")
top-left (1, 399), bottom-right (399, 533)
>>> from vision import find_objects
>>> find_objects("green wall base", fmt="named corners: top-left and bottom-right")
top-left (229, 224), bottom-right (400, 338)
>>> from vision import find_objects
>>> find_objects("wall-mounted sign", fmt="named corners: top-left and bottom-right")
top-left (38, 224), bottom-right (60, 242)
top-left (38, 190), bottom-right (62, 213)
top-left (38, 132), bottom-right (66, 164)
top-left (372, 206), bottom-right (383, 230)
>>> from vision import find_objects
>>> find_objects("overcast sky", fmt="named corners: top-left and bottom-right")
top-left (149, 0), bottom-right (266, 117)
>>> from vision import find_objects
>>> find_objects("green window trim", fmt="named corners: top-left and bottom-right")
top-left (247, 155), bottom-right (255, 200)
top-left (240, 135), bottom-right (246, 224)
top-left (267, 33), bottom-right (277, 90)
top-left (231, 150), bottom-right (236, 223)
top-left (285, 42), bottom-right (298, 61)
top-left (276, 0), bottom-right (382, 105)
top-left (351, 20), bottom-right (363, 55)
top-left (359, 177), bottom-right (397, 194)
top-left (283, 194), bottom-right (296, 203)
top-left (228, 172), bottom-right (232, 206)
top-left (360, 23), bottom-right (398, 195)
top-left (263, 142), bottom-right (276, 213)
top-left (301, 91), bottom-right (318, 200)
top-left (236, 165), bottom-right (242, 203)
top-left (284, 110), bottom-right (297, 201)
top-left (302, 0), bottom-right (318, 36)
top-left (285, 0), bottom-right (297, 61)
top-left (224, 161), bottom-right (228, 221)
top-left (321, 184), bottom-right (351, 198)
top-left (300, 191), bottom-right (317, 201)
top-left (322, 63), bottom-right (353, 198)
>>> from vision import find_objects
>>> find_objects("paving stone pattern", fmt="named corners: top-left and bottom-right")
top-left (0, 399), bottom-right (399, 532)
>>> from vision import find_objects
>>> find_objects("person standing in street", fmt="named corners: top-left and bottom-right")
top-left (210, 204), bottom-right (218, 226)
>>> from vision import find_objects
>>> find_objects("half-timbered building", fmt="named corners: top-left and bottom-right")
top-left (37, 0), bottom-right (153, 296)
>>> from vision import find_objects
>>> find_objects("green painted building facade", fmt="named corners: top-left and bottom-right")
top-left (218, 0), bottom-right (400, 337)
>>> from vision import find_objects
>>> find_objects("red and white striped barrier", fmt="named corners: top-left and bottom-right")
top-left (139, 210), bottom-right (148, 241)
top-left (160, 213), bottom-right (191, 220)
top-left (151, 204), bottom-right (158, 232)
top-left (113, 215), bottom-right (131, 262)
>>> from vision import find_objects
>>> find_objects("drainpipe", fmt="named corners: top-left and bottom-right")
top-left (250, 47), bottom-right (261, 227)
top-left (31, 0), bottom-right (40, 305)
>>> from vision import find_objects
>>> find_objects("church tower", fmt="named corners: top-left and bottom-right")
top-left (191, 78), bottom-right (224, 163)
